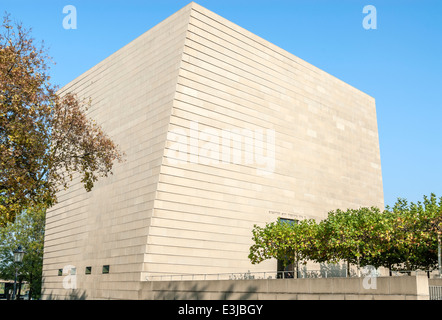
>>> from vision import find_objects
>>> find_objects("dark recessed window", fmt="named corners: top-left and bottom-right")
top-left (277, 218), bottom-right (298, 279)
top-left (278, 218), bottom-right (298, 226)
top-left (102, 265), bottom-right (110, 274)
top-left (58, 269), bottom-right (63, 276)
top-left (85, 266), bottom-right (92, 275)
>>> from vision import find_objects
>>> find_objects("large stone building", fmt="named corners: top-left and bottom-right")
top-left (41, 2), bottom-right (383, 299)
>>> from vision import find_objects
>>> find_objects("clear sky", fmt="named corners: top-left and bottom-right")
top-left (2, 0), bottom-right (441, 208)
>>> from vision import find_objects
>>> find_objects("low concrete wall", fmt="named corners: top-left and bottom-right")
top-left (429, 278), bottom-right (442, 286)
top-left (139, 275), bottom-right (430, 300)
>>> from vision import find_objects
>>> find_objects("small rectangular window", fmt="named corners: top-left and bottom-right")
top-left (85, 266), bottom-right (92, 275)
top-left (70, 267), bottom-right (76, 275)
top-left (58, 269), bottom-right (63, 276)
top-left (102, 265), bottom-right (110, 274)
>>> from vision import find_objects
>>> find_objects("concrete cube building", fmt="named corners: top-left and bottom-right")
top-left (42, 2), bottom-right (383, 299)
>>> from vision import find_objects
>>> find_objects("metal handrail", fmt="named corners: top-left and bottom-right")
top-left (146, 268), bottom-right (439, 282)
top-left (429, 286), bottom-right (442, 300)
top-left (145, 269), bottom-right (350, 281)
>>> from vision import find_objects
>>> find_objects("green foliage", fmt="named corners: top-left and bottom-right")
top-left (0, 205), bottom-right (45, 299)
top-left (248, 218), bottom-right (317, 268)
top-left (249, 194), bottom-right (442, 274)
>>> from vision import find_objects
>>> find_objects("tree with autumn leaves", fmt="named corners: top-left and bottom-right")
top-left (0, 15), bottom-right (124, 298)
top-left (249, 194), bottom-right (442, 277)
top-left (0, 15), bottom-right (124, 226)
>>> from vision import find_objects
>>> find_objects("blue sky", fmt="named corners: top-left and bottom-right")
top-left (2, 0), bottom-right (441, 208)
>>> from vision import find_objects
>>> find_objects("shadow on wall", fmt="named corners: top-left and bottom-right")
top-left (150, 281), bottom-right (259, 300)
top-left (44, 289), bottom-right (88, 300)
top-left (224, 283), bottom-right (258, 300)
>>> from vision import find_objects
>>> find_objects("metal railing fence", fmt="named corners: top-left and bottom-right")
top-left (146, 269), bottom-right (356, 282)
top-left (429, 286), bottom-right (442, 300)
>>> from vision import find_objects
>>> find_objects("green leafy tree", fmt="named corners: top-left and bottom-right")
top-left (249, 219), bottom-right (296, 267)
top-left (0, 205), bottom-right (45, 299)
top-left (420, 194), bottom-right (442, 275)
top-left (360, 208), bottom-right (400, 273)
top-left (385, 195), bottom-right (441, 273)
top-left (314, 208), bottom-right (373, 275)
top-left (249, 218), bottom-right (318, 277)
top-left (249, 195), bottom-right (442, 277)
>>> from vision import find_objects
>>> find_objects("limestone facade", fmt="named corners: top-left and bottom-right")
top-left (42, 2), bottom-right (383, 299)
